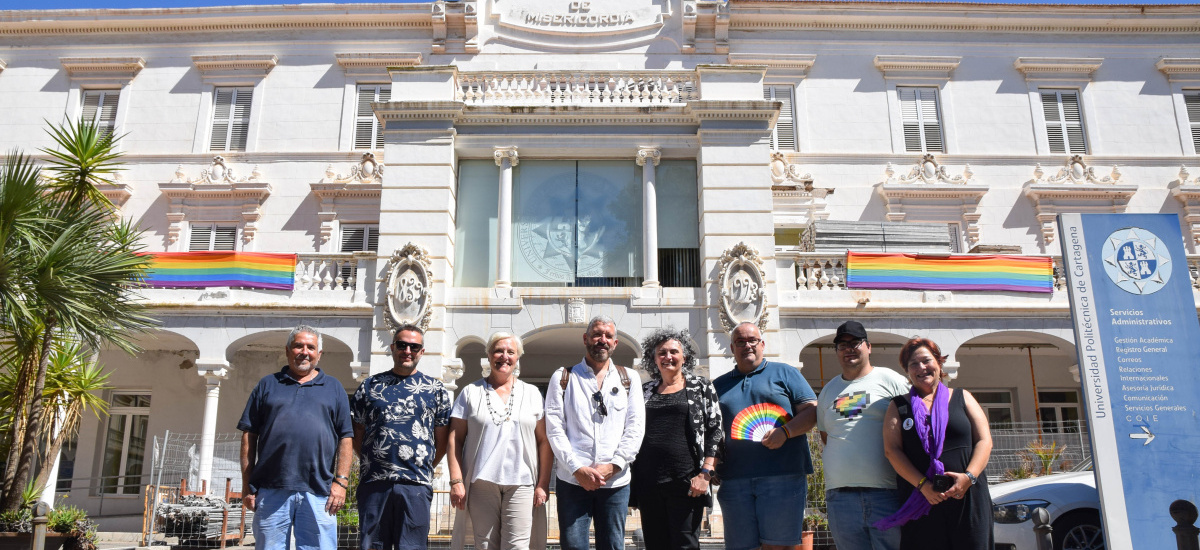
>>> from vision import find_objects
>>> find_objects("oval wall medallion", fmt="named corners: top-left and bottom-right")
top-left (384, 242), bottom-right (433, 332)
top-left (717, 242), bottom-right (768, 332)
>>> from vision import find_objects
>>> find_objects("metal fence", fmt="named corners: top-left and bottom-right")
top-left (989, 420), bottom-right (1092, 481)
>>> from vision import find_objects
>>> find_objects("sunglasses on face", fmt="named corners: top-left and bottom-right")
top-left (592, 390), bottom-right (608, 417)
top-left (393, 341), bottom-right (424, 352)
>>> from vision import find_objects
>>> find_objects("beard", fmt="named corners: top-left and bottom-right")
top-left (586, 343), bottom-right (612, 363)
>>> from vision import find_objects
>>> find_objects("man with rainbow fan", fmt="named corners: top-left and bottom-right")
top-left (712, 322), bottom-right (818, 550)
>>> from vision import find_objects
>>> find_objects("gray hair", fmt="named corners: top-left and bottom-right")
top-left (732, 321), bottom-right (762, 338)
top-left (392, 323), bottom-right (424, 339)
top-left (586, 315), bottom-right (616, 334)
top-left (486, 332), bottom-right (525, 357)
top-left (287, 325), bottom-right (323, 352)
top-left (639, 327), bottom-right (698, 381)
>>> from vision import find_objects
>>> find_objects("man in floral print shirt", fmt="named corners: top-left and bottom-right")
top-left (351, 324), bottom-right (451, 550)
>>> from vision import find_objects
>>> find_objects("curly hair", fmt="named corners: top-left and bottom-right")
top-left (638, 327), bottom-right (698, 381)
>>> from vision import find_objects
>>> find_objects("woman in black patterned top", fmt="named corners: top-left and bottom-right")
top-left (631, 327), bottom-right (723, 550)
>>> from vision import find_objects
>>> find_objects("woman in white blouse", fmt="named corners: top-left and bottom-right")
top-left (448, 332), bottom-right (552, 550)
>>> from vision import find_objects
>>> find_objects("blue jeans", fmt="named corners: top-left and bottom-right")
top-left (253, 488), bottom-right (337, 550)
top-left (826, 487), bottom-right (903, 550)
top-left (715, 474), bottom-right (807, 550)
top-left (555, 478), bottom-right (630, 550)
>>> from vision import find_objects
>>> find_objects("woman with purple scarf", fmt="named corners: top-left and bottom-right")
top-left (875, 338), bottom-right (994, 549)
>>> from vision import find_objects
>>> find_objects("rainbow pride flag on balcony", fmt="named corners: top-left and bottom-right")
top-left (846, 252), bottom-right (1054, 293)
top-left (142, 252), bottom-right (296, 290)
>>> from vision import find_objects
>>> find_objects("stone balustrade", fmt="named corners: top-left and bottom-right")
top-left (456, 71), bottom-right (697, 106)
top-left (295, 253), bottom-right (370, 292)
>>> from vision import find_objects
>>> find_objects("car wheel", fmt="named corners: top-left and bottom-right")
top-left (1053, 510), bottom-right (1105, 550)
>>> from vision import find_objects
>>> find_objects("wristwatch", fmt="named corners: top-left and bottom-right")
top-left (965, 471), bottom-right (978, 485)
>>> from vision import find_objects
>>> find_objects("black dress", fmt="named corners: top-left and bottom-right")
top-left (892, 388), bottom-right (994, 550)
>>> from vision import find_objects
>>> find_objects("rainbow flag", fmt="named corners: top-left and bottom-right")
top-left (143, 252), bottom-right (296, 290)
top-left (846, 252), bottom-right (1053, 293)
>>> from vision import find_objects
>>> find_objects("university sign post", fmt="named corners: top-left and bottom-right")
top-left (1057, 213), bottom-right (1200, 549)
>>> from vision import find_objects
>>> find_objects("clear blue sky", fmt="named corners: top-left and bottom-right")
top-left (0, 0), bottom-right (1195, 9)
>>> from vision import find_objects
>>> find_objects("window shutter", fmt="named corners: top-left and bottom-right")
top-left (355, 86), bottom-right (389, 150)
top-left (188, 224), bottom-right (213, 252)
top-left (898, 87), bottom-right (943, 153)
top-left (764, 85), bottom-right (797, 151)
top-left (1042, 90), bottom-right (1086, 154)
top-left (82, 90), bottom-right (119, 138)
top-left (340, 226), bottom-right (366, 252)
top-left (211, 87), bottom-right (252, 152)
top-left (1187, 92), bottom-right (1200, 150)
top-left (367, 226), bottom-right (379, 251)
top-left (213, 226), bottom-right (238, 251)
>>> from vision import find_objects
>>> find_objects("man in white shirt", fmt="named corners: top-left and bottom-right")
top-left (816, 320), bottom-right (910, 550)
top-left (545, 315), bottom-right (646, 550)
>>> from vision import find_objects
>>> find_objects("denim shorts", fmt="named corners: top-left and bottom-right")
top-left (715, 474), bottom-right (808, 550)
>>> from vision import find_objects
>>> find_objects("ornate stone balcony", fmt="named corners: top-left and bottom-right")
top-left (456, 71), bottom-right (698, 106)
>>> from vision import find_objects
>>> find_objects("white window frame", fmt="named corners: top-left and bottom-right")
top-left (208, 87), bottom-right (254, 152)
top-left (1039, 89), bottom-right (1089, 155)
top-left (764, 85), bottom-right (798, 151)
top-left (99, 392), bottom-right (151, 496)
top-left (59, 57), bottom-right (142, 152)
top-left (188, 223), bottom-right (239, 252)
top-left (1024, 81), bottom-right (1101, 156)
top-left (973, 389), bottom-right (1016, 429)
top-left (896, 86), bottom-right (945, 153)
top-left (353, 85), bottom-right (390, 150)
top-left (80, 89), bottom-right (121, 139)
top-left (191, 81), bottom-right (267, 154)
top-left (1181, 89), bottom-right (1200, 155)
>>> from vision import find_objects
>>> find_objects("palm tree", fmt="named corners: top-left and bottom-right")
top-left (0, 120), bottom-right (155, 511)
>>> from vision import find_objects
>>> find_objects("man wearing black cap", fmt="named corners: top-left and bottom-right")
top-left (816, 321), bottom-right (910, 550)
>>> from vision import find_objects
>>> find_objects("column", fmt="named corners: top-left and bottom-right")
top-left (494, 146), bottom-right (518, 288)
top-left (195, 362), bottom-right (230, 492)
top-left (637, 146), bottom-right (661, 288)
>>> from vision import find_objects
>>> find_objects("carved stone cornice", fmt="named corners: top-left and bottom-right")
top-left (873, 55), bottom-right (961, 81)
top-left (321, 153), bottom-right (384, 185)
top-left (1171, 166), bottom-right (1200, 245)
top-left (335, 52), bottom-right (423, 79)
top-left (1014, 57), bottom-right (1103, 81)
top-left (770, 151), bottom-right (831, 226)
top-left (1156, 57), bottom-right (1200, 82)
top-left (1024, 157), bottom-right (1137, 245)
top-left (192, 54), bottom-right (277, 84)
top-left (98, 181), bottom-right (133, 209)
top-left (876, 155), bottom-right (986, 247)
top-left (683, 0), bottom-right (730, 54)
top-left (160, 157), bottom-right (272, 245)
top-left (311, 154), bottom-right (383, 245)
top-left (635, 147), bottom-right (661, 167)
top-left (59, 56), bottom-right (145, 84)
top-left (493, 146), bottom-right (519, 167)
top-left (727, 53), bottom-right (816, 78)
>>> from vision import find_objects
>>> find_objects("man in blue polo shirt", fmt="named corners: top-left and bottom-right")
top-left (713, 321), bottom-right (818, 550)
top-left (351, 323), bottom-right (451, 550)
top-left (239, 325), bottom-right (354, 550)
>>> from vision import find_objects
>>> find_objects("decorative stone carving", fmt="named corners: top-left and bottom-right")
top-left (432, 0), bottom-right (478, 54)
top-left (311, 154), bottom-right (384, 247)
top-left (883, 154), bottom-right (974, 186)
top-left (1171, 166), bottom-right (1200, 246)
top-left (494, 146), bottom-right (519, 167)
top-left (566, 298), bottom-right (587, 325)
top-left (98, 172), bottom-right (133, 209)
top-left (60, 56), bottom-right (145, 85)
top-left (488, 0), bottom-right (669, 51)
top-left (335, 52), bottom-right (423, 78)
top-left (635, 147), bottom-right (661, 167)
top-left (771, 152), bottom-right (832, 227)
top-left (160, 157), bottom-right (271, 245)
top-left (717, 242), bottom-right (768, 333)
top-left (873, 55), bottom-right (961, 81)
top-left (442, 358), bottom-right (465, 391)
top-left (325, 153), bottom-right (385, 185)
top-left (384, 243), bottom-right (433, 332)
top-left (1023, 156), bottom-right (1137, 245)
top-left (192, 54), bottom-right (277, 84)
top-left (1031, 155), bottom-right (1120, 185)
top-left (1013, 57), bottom-right (1103, 81)
top-left (683, 0), bottom-right (729, 54)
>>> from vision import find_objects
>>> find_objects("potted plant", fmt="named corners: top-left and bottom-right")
top-left (803, 429), bottom-right (828, 550)
top-left (801, 512), bottom-right (829, 550)
top-left (0, 502), bottom-right (95, 550)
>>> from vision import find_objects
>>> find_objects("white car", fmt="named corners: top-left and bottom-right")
top-left (991, 465), bottom-right (1105, 550)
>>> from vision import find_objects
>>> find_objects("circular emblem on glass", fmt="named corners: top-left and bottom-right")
top-left (1101, 227), bottom-right (1173, 295)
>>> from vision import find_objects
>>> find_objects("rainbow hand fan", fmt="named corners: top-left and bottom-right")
top-left (729, 403), bottom-right (791, 441)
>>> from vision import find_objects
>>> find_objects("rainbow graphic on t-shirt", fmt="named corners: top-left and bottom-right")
top-left (834, 391), bottom-right (870, 419)
top-left (730, 403), bottom-right (791, 441)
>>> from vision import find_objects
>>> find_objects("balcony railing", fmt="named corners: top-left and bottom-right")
top-left (456, 71), bottom-right (698, 106)
top-left (784, 252), bottom-right (1200, 292)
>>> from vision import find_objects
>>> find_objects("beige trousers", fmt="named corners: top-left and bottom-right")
top-left (467, 479), bottom-right (536, 550)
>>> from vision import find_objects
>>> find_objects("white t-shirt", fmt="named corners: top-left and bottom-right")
top-left (451, 382), bottom-right (538, 486)
top-left (816, 366), bottom-right (910, 490)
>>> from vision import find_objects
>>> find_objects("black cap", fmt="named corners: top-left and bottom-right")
top-left (834, 321), bottom-right (868, 343)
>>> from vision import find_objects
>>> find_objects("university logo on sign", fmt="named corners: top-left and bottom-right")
top-left (1101, 227), bottom-right (1172, 295)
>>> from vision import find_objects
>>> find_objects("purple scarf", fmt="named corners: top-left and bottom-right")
top-left (874, 382), bottom-right (949, 531)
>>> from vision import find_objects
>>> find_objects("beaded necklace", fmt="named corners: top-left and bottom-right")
top-left (485, 379), bottom-right (516, 426)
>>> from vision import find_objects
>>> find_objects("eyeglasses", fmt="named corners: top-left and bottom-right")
top-left (835, 339), bottom-right (865, 351)
top-left (591, 390), bottom-right (608, 417)
top-left (393, 341), bottom-right (424, 352)
top-left (733, 338), bottom-right (762, 348)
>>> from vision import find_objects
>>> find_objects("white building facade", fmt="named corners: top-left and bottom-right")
top-left (3, 0), bottom-right (1200, 528)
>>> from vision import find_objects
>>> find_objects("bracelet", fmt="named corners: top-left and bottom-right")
top-left (334, 475), bottom-right (349, 481)
top-left (449, 479), bottom-right (464, 486)
top-left (916, 476), bottom-right (927, 490)
top-left (333, 479), bottom-right (348, 489)
top-left (781, 424), bottom-right (792, 438)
